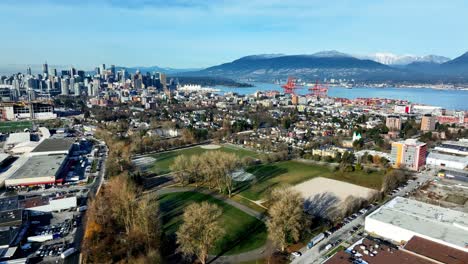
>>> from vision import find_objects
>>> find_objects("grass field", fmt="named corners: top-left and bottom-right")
top-left (0, 121), bottom-right (32, 133)
top-left (159, 191), bottom-right (267, 255)
top-left (237, 161), bottom-right (384, 201)
top-left (150, 145), bottom-right (258, 174)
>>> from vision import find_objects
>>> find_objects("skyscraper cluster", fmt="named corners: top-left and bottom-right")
top-left (0, 62), bottom-right (170, 102)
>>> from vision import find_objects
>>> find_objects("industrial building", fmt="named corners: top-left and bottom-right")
top-left (0, 102), bottom-right (56, 121)
top-left (434, 140), bottom-right (468, 156)
top-left (403, 236), bottom-right (468, 264)
top-left (364, 197), bottom-right (468, 253)
top-left (437, 169), bottom-right (468, 182)
top-left (4, 154), bottom-right (67, 187)
top-left (30, 138), bottom-right (74, 156)
top-left (426, 152), bottom-right (468, 170)
top-left (19, 196), bottom-right (77, 212)
top-left (391, 139), bottom-right (427, 171)
top-left (325, 236), bottom-right (468, 264)
top-left (394, 104), bottom-right (412, 114)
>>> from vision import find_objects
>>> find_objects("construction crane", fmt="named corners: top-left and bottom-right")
top-left (281, 76), bottom-right (300, 94)
top-left (308, 80), bottom-right (329, 98)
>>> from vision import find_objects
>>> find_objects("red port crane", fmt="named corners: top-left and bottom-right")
top-left (281, 76), bottom-right (299, 94)
top-left (308, 80), bottom-right (329, 97)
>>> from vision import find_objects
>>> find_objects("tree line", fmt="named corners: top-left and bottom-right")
top-left (171, 151), bottom-right (242, 197)
top-left (83, 176), bottom-right (161, 263)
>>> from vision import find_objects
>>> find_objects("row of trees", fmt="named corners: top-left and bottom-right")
top-left (95, 128), bottom-right (133, 177)
top-left (171, 151), bottom-right (242, 197)
top-left (83, 176), bottom-right (161, 263)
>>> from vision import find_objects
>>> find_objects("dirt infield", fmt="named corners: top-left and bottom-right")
top-left (200, 144), bottom-right (222, 150)
top-left (293, 177), bottom-right (377, 216)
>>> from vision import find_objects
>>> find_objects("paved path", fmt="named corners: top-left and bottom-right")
top-left (155, 187), bottom-right (269, 263)
top-left (155, 187), bottom-right (265, 221)
top-left (208, 242), bottom-right (270, 264)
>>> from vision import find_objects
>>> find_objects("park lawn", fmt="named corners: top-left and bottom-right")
top-left (0, 121), bottom-right (32, 133)
top-left (238, 160), bottom-right (384, 201)
top-left (159, 191), bottom-right (267, 255)
top-left (150, 145), bottom-right (258, 174)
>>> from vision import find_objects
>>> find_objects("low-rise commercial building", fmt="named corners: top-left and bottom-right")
top-left (365, 197), bottom-right (468, 253)
top-left (5, 154), bottom-right (67, 187)
top-left (30, 138), bottom-right (74, 156)
top-left (426, 152), bottom-right (468, 170)
top-left (0, 102), bottom-right (56, 121)
top-left (435, 140), bottom-right (468, 156)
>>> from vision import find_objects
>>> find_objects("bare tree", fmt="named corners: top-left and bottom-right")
top-left (83, 175), bottom-right (161, 263)
top-left (172, 151), bottom-right (241, 196)
top-left (267, 187), bottom-right (307, 252)
top-left (382, 169), bottom-right (407, 192)
top-left (171, 155), bottom-right (192, 185)
top-left (176, 202), bottom-right (225, 264)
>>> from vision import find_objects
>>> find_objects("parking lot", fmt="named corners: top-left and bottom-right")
top-left (36, 241), bottom-right (74, 259)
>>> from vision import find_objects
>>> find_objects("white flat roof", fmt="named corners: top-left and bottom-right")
top-left (440, 141), bottom-right (468, 148)
top-left (427, 152), bottom-right (468, 164)
top-left (367, 197), bottom-right (468, 249)
top-left (8, 154), bottom-right (67, 180)
top-left (5, 133), bottom-right (30, 145)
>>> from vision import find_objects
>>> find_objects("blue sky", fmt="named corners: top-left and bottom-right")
top-left (0, 0), bottom-right (467, 69)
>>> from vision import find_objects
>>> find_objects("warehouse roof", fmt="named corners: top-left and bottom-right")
top-left (367, 197), bottom-right (468, 250)
top-left (404, 236), bottom-right (468, 264)
top-left (31, 138), bottom-right (74, 153)
top-left (427, 152), bottom-right (468, 164)
top-left (5, 133), bottom-right (30, 146)
top-left (437, 140), bottom-right (468, 152)
top-left (8, 154), bottom-right (67, 180)
top-left (325, 238), bottom-right (431, 264)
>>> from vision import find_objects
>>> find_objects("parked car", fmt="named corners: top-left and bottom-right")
top-left (291, 251), bottom-right (302, 258)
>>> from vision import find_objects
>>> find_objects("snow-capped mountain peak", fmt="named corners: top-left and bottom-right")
top-left (357, 53), bottom-right (450, 65)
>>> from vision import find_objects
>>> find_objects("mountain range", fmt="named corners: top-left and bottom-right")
top-left (357, 53), bottom-right (450, 65)
top-left (113, 66), bottom-right (199, 75)
top-left (2, 51), bottom-right (467, 83)
top-left (177, 51), bottom-right (468, 83)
